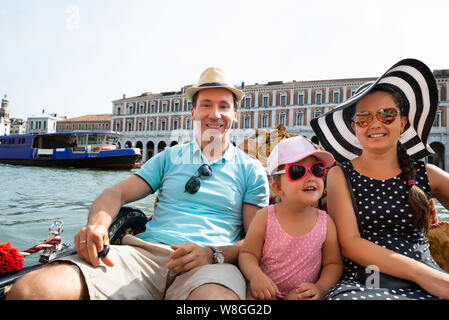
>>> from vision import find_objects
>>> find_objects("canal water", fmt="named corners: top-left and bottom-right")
top-left (1, 163), bottom-right (448, 267)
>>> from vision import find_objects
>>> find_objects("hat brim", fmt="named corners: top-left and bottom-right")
top-left (185, 84), bottom-right (245, 103)
top-left (310, 58), bottom-right (438, 163)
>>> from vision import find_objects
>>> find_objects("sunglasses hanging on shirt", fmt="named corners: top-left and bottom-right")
top-left (184, 163), bottom-right (213, 194)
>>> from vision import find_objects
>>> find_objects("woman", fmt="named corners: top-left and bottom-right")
top-left (311, 59), bottom-right (449, 300)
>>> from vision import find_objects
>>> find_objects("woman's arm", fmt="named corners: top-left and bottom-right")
top-left (427, 163), bottom-right (449, 209)
top-left (326, 166), bottom-right (449, 299)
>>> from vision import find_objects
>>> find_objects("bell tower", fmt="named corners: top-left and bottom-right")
top-left (0, 93), bottom-right (9, 119)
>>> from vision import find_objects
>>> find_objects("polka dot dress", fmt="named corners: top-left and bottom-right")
top-left (325, 160), bottom-right (445, 300)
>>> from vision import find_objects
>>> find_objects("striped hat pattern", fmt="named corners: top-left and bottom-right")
top-left (310, 58), bottom-right (438, 163)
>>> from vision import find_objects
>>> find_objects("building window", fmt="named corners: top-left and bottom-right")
top-left (173, 118), bottom-right (179, 130)
top-left (129, 105), bottom-right (133, 114)
top-left (433, 110), bottom-right (442, 127)
top-left (127, 122), bottom-right (132, 131)
top-left (351, 88), bottom-right (357, 97)
top-left (316, 92), bottom-right (322, 104)
top-left (298, 93), bottom-right (304, 105)
top-left (139, 104), bottom-right (144, 114)
top-left (333, 91), bottom-right (340, 103)
top-left (174, 102), bottom-right (180, 112)
top-left (187, 101), bottom-right (192, 111)
top-left (149, 120), bottom-right (154, 131)
top-left (245, 96), bottom-right (252, 108)
top-left (162, 103), bottom-right (167, 113)
top-left (279, 113), bottom-right (286, 125)
top-left (244, 115), bottom-right (251, 128)
top-left (261, 113), bottom-right (269, 128)
top-left (313, 110), bottom-right (322, 118)
top-left (30, 121), bottom-right (34, 129)
top-left (280, 94), bottom-right (287, 106)
top-left (117, 107), bottom-right (121, 115)
top-left (186, 118), bottom-right (191, 130)
top-left (296, 111), bottom-right (304, 126)
top-left (263, 95), bottom-right (269, 107)
top-left (161, 119), bottom-right (167, 130)
top-left (138, 121), bottom-right (143, 131)
top-left (115, 122), bottom-right (121, 131)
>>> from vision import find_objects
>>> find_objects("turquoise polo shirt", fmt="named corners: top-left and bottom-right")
top-left (134, 140), bottom-right (269, 247)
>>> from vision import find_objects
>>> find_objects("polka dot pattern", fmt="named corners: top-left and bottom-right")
top-left (260, 205), bottom-right (327, 294)
top-left (325, 160), bottom-right (443, 300)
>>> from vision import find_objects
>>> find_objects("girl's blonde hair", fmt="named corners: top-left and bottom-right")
top-left (270, 164), bottom-right (284, 203)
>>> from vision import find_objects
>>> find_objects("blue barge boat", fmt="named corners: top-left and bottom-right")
top-left (0, 131), bottom-right (141, 169)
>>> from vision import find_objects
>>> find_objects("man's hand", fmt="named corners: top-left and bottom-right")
top-left (166, 243), bottom-right (213, 274)
top-left (74, 224), bottom-right (114, 268)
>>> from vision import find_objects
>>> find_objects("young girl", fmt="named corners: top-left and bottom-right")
top-left (239, 136), bottom-right (343, 300)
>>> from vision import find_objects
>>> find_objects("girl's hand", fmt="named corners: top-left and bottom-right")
top-left (287, 282), bottom-right (325, 300)
top-left (249, 272), bottom-right (280, 300)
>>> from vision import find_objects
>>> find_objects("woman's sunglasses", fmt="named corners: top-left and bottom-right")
top-left (352, 108), bottom-right (399, 128)
top-left (272, 161), bottom-right (326, 182)
top-left (184, 164), bottom-right (212, 194)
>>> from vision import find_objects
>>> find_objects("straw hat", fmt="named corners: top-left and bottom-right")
top-left (310, 58), bottom-right (438, 163)
top-left (185, 67), bottom-right (245, 103)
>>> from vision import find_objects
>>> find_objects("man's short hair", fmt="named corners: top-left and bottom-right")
top-left (191, 91), bottom-right (238, 109)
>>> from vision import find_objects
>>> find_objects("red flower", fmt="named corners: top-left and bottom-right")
top-left (0, 242), bottom-right (24, 274)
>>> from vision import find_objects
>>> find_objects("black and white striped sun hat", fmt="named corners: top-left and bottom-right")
top-left (310, 58), bottom-right (438, 163)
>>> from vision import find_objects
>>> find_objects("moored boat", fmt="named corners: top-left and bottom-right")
top-left (0, 131), bottom-right (141, 169)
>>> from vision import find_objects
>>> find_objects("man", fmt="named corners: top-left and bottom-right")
top-left (8, 67), bottom-right (269, 300)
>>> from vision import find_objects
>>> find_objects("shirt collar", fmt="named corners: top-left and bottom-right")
top-left (191, 139), bottom-right (236, 164)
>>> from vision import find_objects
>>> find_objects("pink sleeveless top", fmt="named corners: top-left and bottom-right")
top-left (259, 205), bottom-right (327, 295)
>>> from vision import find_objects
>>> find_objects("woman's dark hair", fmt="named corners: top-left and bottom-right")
top-left (397, 142), bottom-right (430, 230)
top-left (356, 86), bottom-right (430, 230)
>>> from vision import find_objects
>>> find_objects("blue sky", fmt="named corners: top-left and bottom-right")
top-left (1, 0), bottom-right (448, 120)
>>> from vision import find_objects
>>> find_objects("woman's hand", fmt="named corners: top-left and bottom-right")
top-left (74, 224), bottom-right (114, 267)
top-left (412, 264), bottom-right (449, 299)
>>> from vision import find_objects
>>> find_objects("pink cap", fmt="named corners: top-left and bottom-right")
top-left (267, 136), bottom-right (335, 175)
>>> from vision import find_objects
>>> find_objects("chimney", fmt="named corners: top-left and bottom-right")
top-left (42, 109), bottom-right (45, 114)
top-left (241, 82), bottom-right (245, 89)
top-left (123, 94), bottom-right (126, 99)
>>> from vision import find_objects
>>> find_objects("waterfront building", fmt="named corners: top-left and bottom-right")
top-left (10, 118), bottom-right (27, 135)
top-left (56, 114), bottom-right (111, 132)
top-left (26, 110), bottom-right (66, 134)
top-left (111, 70), bottom-right (449, 170)
top-left (0, 94), bottom-right (11, 136)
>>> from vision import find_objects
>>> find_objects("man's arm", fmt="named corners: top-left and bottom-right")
top-left (74, 175), bottom-right (153, 267)
top-left (165, 203), bottom-right (262, 273)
